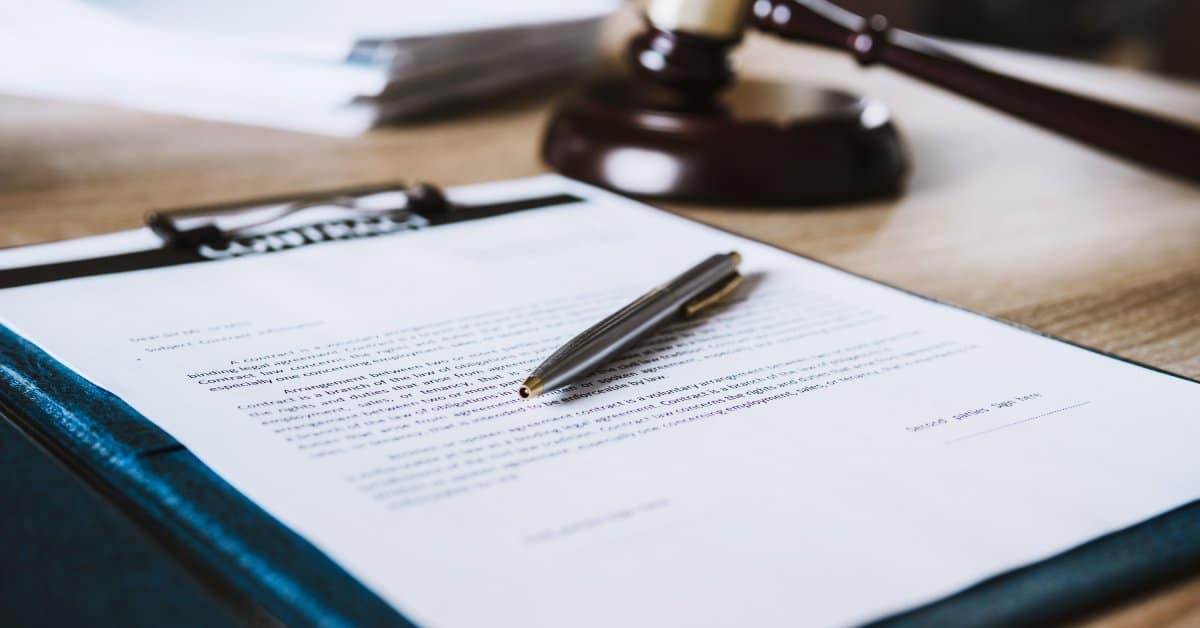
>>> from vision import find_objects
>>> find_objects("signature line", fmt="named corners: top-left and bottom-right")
top-left (947, 401), bottom-right (1093, 444)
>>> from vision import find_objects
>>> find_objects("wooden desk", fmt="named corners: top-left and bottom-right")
top-left (1, 15), bottom-right (1198, 627)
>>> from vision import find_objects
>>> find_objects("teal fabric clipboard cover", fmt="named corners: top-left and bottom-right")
top-left (5, 321), bottom-right (1200, 627)
top-left (0, 324), bottom-right (411, 627)
top-left (1, 186), bottom-right (1197, 626)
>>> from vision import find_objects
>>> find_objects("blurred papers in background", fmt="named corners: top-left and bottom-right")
top-left (0, 0), bottom-right (617, 135)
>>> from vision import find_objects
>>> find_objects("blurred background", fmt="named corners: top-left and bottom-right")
top-left (2, 0), bottom-right (1195, 137)
top-left (840, 0), bottom-right (1200, 80)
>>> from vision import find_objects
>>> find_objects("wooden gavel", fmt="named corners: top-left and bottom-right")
top-left (543, 0), bottom-right (1200, 205)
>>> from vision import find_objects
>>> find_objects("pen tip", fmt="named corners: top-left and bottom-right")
top-left (730, 251), bottom-right (742, 266)
top-left (518, 377), bottom-right (543, 399)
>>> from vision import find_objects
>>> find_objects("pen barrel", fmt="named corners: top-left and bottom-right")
top-left (529, 253), bottom-right (739, 394)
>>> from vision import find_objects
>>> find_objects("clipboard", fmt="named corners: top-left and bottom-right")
top-left (0, 181), bottom-right (1197, 627)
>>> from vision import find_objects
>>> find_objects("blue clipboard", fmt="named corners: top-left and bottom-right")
top-left (1, 183), bottom-right (1196, 627)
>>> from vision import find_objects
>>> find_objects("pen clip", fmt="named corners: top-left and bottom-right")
top-left (682, 272), bottom-right (743, 317)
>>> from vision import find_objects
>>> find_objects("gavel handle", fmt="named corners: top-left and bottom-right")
top-left (752, 0), bottom-right (1200, 183)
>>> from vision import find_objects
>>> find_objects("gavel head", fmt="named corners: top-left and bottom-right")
top-left (544, 0), bottom-right (908, 205)
top-left (629, 0), bottom-right (755, 97)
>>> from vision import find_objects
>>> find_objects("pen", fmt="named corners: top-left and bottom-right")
top-left (519, 252), bottom-right (744, 398)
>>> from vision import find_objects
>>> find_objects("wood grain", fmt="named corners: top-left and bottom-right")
top-left (0, 10), bottom-right (1198, 626)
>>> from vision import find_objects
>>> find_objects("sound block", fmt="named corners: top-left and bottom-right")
top-left (542, 77), bottom-right (909, 206)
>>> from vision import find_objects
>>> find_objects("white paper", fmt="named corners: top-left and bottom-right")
top-left (0, 1), bottom-right (611, 134)
top-left (87, 0), bottom-right (617, 60)
top-left (1, 176), bottom-right (1197, 627)
top-left (0, 228), bottom-right (161, 270)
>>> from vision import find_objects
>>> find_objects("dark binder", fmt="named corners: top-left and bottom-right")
top-left (0, 182), bottom-right (1196, 627)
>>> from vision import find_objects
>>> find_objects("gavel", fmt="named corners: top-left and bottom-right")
top-left (543, 0), bottom-right (1200, 205)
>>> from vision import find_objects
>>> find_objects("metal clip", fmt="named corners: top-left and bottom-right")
top-left (683, 272), bottom-right (744, 317)
top-left (146, 183), bottom-right (449, 248)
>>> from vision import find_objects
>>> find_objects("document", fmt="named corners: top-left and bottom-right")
top-left (1, 176), bottom-right (1198, 627)
top-left (0, 1), bottom-right (612, 134)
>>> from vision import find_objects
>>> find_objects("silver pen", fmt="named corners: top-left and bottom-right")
top-left (519, 252), bottom-right (744, 398)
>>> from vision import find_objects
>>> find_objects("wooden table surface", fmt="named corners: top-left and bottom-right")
top-left (1, 12), bottom-right (1198, 627)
